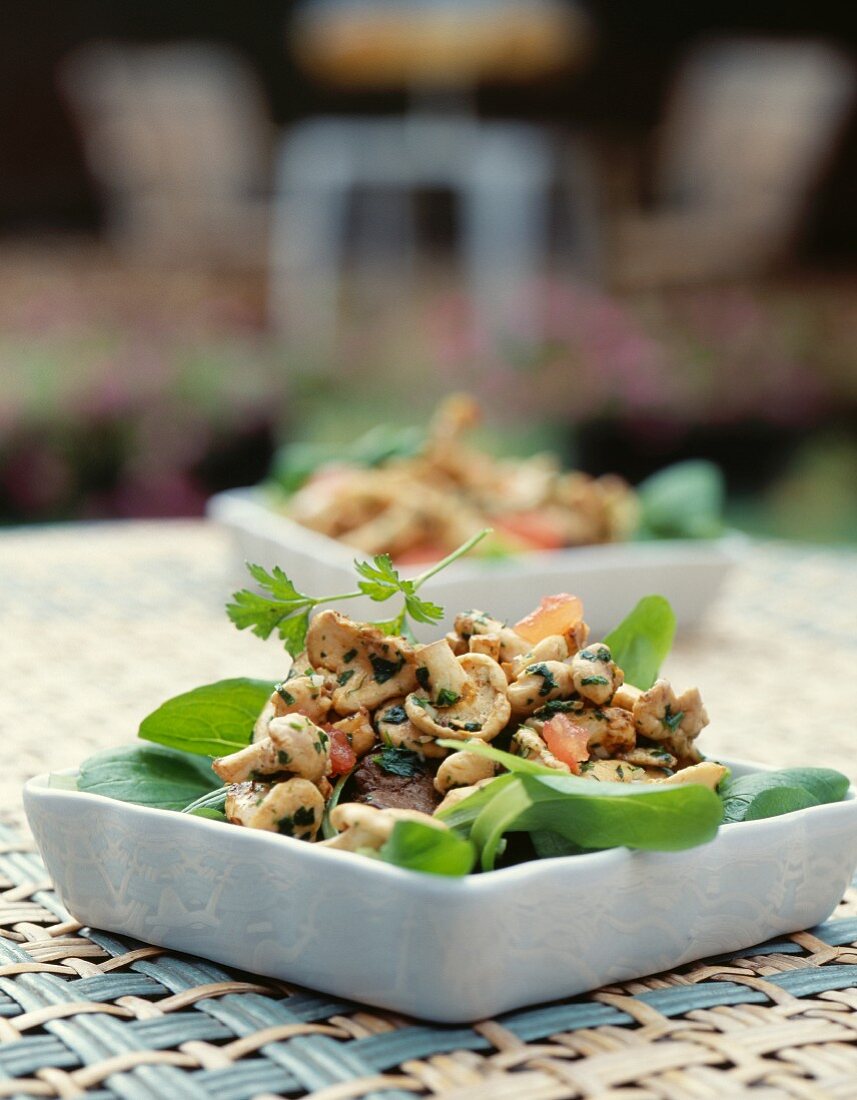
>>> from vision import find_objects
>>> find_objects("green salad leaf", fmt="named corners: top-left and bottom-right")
top-left (435, 740), bottom-right (722, 871)
top-left (379, 820), bottom-right (476, 876)
top-left (78, 745), bottom-right (219, 810)
top-left (269, 425), bottom-right (425, 494)
top-left (139, 678), bottom-right (273, 757)
top-left (467, 772), bottom-right (722, 870)
top-left (603, 595), bottom-right (676, 689)
top-left (636, 460), bottom-right (725, 540)
top-left (718, 767), bottom-right (850, 823)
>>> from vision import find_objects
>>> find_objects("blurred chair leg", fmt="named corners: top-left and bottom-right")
top-left (562, 134), bottom-right (604, 284)
top-left (269, 126), bottom-right (352, 349)
top-left (460, 124), bottom-right (552, 345)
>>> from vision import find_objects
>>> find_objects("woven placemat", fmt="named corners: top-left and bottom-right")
top-left (0, 824), bottom-right (856, 1099)
top-left (2, 523), bottom-right (857, 1097)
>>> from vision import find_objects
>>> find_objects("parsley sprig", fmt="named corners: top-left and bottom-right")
top-left (226, 528), bottom-right (490, 655)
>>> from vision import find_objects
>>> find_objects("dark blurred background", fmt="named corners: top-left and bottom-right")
top-left (1, 0), bottom-right (855, 539)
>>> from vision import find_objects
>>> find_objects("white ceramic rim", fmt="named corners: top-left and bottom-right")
top-left (206, 487), bottom-right (749, 579)
top-left (25, 758), bottom-right (857, 897)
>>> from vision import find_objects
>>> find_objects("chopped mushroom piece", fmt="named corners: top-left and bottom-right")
top-left (306, 610), bottom-right (416, 714)
top-left (507, 635), bottom-right (571, 680)
top-left (570, 645), bottom-right (623, 706)
top-left (579, 759), bottom-right (648, 783)
top-left (213, 713), bottom-right (330, 785)
top-left (271, 674), bottom-right (333, 726)
top-left (507, 660), bottom-right (576, 716)
top-left (414, 639), bottom-right (469, 701)
top-left (571, 707), bottom-right (636, 758)
top-left (467, 634), bottom-right (502, 661)
top-left (611, 683), bottom-right (643, 712)
top-left (319, 803), bottom-right (447, 852)
top-left (451, 610), bottom-right (531, 662)
top-left (632, 680), bottom-right (708, 766)
top-left (330, 709), bottom-right (376, 757)
top-left (376, 697), bottom-right (448, 758)
top-left (434, 749), bottom-right (496, 793)
top-left (225, 777), bottom-right (325, 838)
top-left (434, 776), bottom-right (496, 814)
top-left (654, 761), bottom-right (727, 790)
top-left (616, 745), bottom-right (677, 770)
top-left (406, 653), bottom-right (511, 743)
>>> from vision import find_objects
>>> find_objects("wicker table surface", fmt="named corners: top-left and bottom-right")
top-left (1, 520), bottom-right (856, 1098)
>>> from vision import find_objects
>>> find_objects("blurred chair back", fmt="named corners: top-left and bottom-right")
top-left (658, 38), bottom-right (855, 222)
top-left (611, 38), bottom-right (855, 288)
top-left (60, 42), bottom-right (272, 269)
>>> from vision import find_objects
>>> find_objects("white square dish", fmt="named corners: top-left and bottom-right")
top-left (206, 488), bottom-right (745, 637)
top-left (24, 761), bottom-right (857, 1024)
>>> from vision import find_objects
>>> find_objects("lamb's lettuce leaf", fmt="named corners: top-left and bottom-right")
top-left (603, 595), bottom-right (676, 689)
top-left (379, 820), bottom-right (476, 876)
top-left (78, 745), bottom-right (219, 810)
top-left (636, 460), bottom-right (725, 540)
top-left (718, 767), bottom-right (849, 823)
top-left (138, 678), bottom-right (273, 757)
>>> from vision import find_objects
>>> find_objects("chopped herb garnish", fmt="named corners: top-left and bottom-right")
top-left (663, 706), bottom-right (685, 733)
top-left (277, 815), bottom-right (295, 836)
top-left (436, 688), bottom-right (460, 707)
top-left (275, 684), bottom-right (295, 705)
top-left (293, 805), bottom-right (316, 827)
top-left (380, 705), bottom-right (408, 725)
top-left (343, 648), bottom-right (357, 663)
top-left (277, 750), bottom-right (291, 765)
top-left (527, 663), bottom-right (559, 697)
top-left (416, 667), bottom-right (431, 691)
top-left (227, 530), bottom-right (490, 657)
top-left (579, 647), bottom-right (611, 663)
top-left (534, 699), bottom-right (583, 719)
top-left (337, 669), bottom-right (356, 686)
top-left (581, 675), bottom-right (609, 686)
top-left (412, 697), bottom-right (430, 708)
top-left (371, 746), bottom-right (423, 777)
top-left (370, 653), bottom-right (405, 684)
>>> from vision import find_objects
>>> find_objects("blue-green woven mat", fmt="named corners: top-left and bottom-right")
top-left (1, 824), bottom-right (857, 1099)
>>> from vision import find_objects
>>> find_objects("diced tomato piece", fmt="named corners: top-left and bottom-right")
top-left (327, 727), bottom-right (357, 775)
top-left (493, 511), bottom-right (566, 552)
top-left (514, 593), bottom-right (584, 645)
top-left (542, 714), bottom-right (590, 775)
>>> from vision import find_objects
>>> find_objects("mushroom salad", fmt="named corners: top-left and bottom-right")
top-left (72, 534), bottom-right (849, 875)
top-left (268, 394), bottom-right (725, 563)
top-left (211, 593), bottom-right (724, 859)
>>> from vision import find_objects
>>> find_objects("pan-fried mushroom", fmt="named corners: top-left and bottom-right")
top-left (225, 777), bottom-right (325, 839)
top-left (632, 680), bottom-right (708, 766)
top-left (320, 803), bottom-right (448, 852)
top-left (306, 610), bottom-right (416, 714)
top-left (653, 760), bottom-right (727, 790)
top-left (213, 713), bottom-right (330, 785)
top-left (507, 660), bottom-right (576, 716)
top-left (571, 707), bottom-right (636, 758)
top-left (449, 610), bottom-right (531, 663)
top-left (405, 653), bottom-right (511, 743)
top-left (434, 749), bottom-right (496, 794)
top-left (570, 644), bottom-right (623, 706)
top-left (375, 697), bottom-right (448, 758)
